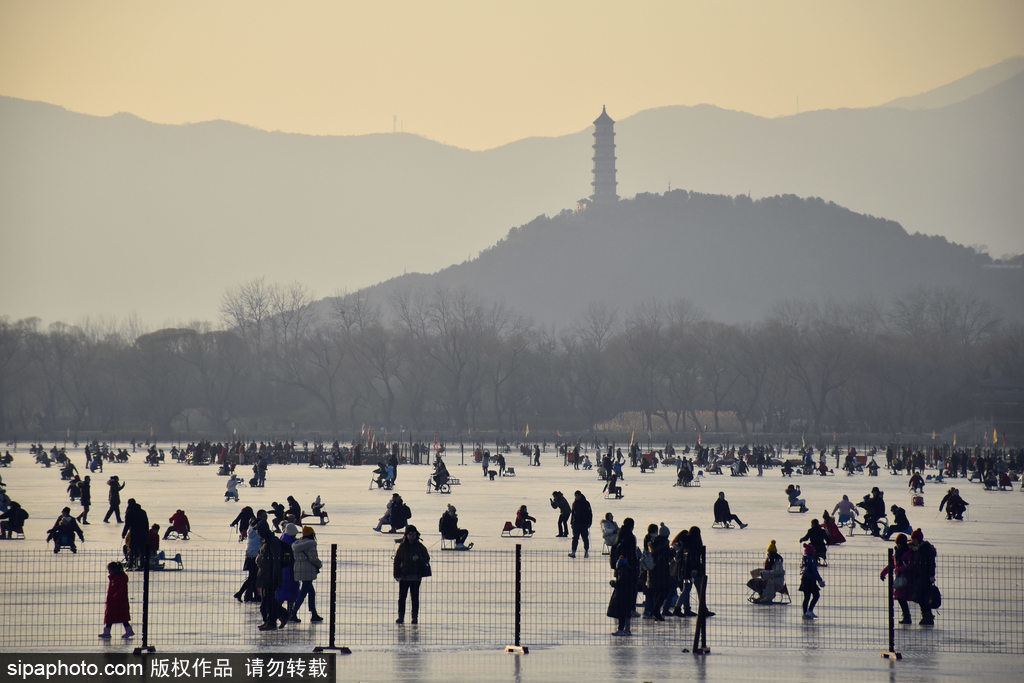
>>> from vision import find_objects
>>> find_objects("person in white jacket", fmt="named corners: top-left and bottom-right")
top-left (289, 526), bottom-right (323, 622)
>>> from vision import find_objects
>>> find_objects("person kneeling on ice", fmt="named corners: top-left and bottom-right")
top-left (438, 504), bottom-right (471, 549)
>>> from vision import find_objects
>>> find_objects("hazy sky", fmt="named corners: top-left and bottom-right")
top-left (1, 0), bottom-right (1022, 150)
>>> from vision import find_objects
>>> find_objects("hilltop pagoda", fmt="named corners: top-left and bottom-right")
top-left (591, 106), bottom-right (618, 205)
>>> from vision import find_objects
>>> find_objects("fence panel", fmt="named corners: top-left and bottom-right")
top-left (1, 548), bottom-right (1021, 654)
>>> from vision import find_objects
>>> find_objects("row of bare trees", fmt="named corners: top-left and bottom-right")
top-left (0, 282), bottom-right (1019, 441)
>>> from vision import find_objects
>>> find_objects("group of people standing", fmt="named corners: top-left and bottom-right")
top-left (233, 511), bottom-right (324, 631)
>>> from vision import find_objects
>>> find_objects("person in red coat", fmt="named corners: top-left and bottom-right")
top-left (164, 509), bottom-right (191, 539)
top-left (821, 510), bottom-right (846, 545)
top-left (100, 562), bottom-right (134, 639)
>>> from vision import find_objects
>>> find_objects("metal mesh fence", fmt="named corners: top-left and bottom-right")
top-left (1, 547), bottom-right (1021, 653)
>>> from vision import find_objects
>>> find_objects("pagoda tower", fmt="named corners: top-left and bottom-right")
top-left (591, 105), bottom-right (618, 205)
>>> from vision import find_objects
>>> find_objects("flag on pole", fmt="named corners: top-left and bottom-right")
top-left (630, 430), bottom-right (635, 447)
top-left (801, 434), bottom-right (806, 449)
top-left (434, 432), bottom-right (440, 454)
top-left (932, 431), bottom-right (936, 441)
top-left (525, 424), bottom-right (530, 438)
top-left (993, 428), bottom-right (998, 444)
top-left (953, 433), bottom-right (956, 447)
top-left (697, 431), bottom-right (702, 447)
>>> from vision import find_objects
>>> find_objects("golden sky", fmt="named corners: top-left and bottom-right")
top-left (1, 0), bottom-right (1022, 150)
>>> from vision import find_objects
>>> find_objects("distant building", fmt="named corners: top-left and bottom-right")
top-left (591, 106), bottom-right (618, 205)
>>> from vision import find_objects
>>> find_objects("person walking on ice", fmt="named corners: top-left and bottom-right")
top-left (100, 562), bottom-right (134, 639)
top-left (102, 475), bottom-right (125, 524)
top-left (799, 543), bottom-right (825, 619)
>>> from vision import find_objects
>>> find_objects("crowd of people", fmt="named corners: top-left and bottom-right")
top-left (2, 435), bottom-right (1021, 639)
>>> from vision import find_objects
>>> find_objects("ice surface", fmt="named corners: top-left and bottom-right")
top-left (1, 444), bottom-right (1021, 680)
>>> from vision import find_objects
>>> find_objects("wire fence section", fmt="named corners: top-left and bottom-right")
top-left (0, 548), bottom-right (1021, 653)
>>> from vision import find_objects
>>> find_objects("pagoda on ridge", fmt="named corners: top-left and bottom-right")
top-left (591, 105), bottom-right (618, 205)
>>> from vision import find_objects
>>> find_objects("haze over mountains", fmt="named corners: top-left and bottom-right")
top-left (1, 58), bottom-right (1021, 328)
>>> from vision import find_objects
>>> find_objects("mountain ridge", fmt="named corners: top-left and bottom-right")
top-left (1, 60), bottom-right (1021, 326)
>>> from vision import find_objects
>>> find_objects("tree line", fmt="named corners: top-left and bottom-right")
top-left (0, 281), bottom-right (1019, 442)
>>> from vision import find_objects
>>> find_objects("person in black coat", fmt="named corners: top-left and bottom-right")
top-left (799, 518), bottom-right (829, 564)
top-left (47, 507), bottom-right (84, 553)
top-left (609, 517), bottom-right (639, 615)
top-left (550, 491), bottom-right (570, 537)
top-left (607, 554), bottom-right (637, 636)
top-left (568, 491), bottom-right (593, 558)
top-left (76, 475), bottom-right (92, 525)
top-left (676, 526), bottom-right (712, 617)
top-left (256, 523), bottom-right (286, 630)
top-left (643, 523), bottom-right (672, 620)
top-left (121, 499), bottom-right (149, 568)
top-left (713, 492), bottom-right (747, 528)
top-left (909, 528), bottom-right (937, 625)
top-left (230, 506), bottom-right (256, 540)
top-left (438, 504), bottom-right (469, 547)
top-left (0, 501), bottom-right (29, 539)
top-left (393, 525), bottom-right (430, 624)
top-left (103, 476), bottom-right (125, 524)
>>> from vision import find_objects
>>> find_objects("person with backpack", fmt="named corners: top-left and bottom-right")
top-left (879, 533), bottom-right (915, 624)
top-left (374, 494), bottom-right (411, 533)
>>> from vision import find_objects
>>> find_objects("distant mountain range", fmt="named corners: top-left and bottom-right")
top-left (1, 58), bottom-right (1021, 326)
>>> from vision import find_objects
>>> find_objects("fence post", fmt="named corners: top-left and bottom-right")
top-left (133, 548), bottom-right (155, 654)
top-left (314, 543), bottom-right (351, 654)
top-left (505, 543), bottom-right (528, 654)
top-left (882, 547), bottom-right (902, 660)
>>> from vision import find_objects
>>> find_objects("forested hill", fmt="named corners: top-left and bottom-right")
top-left (337, 191), bottom-right (1023, 326)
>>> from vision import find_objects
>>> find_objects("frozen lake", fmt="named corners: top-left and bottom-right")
top-left (1, 443), bottom-right (1021, 680)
